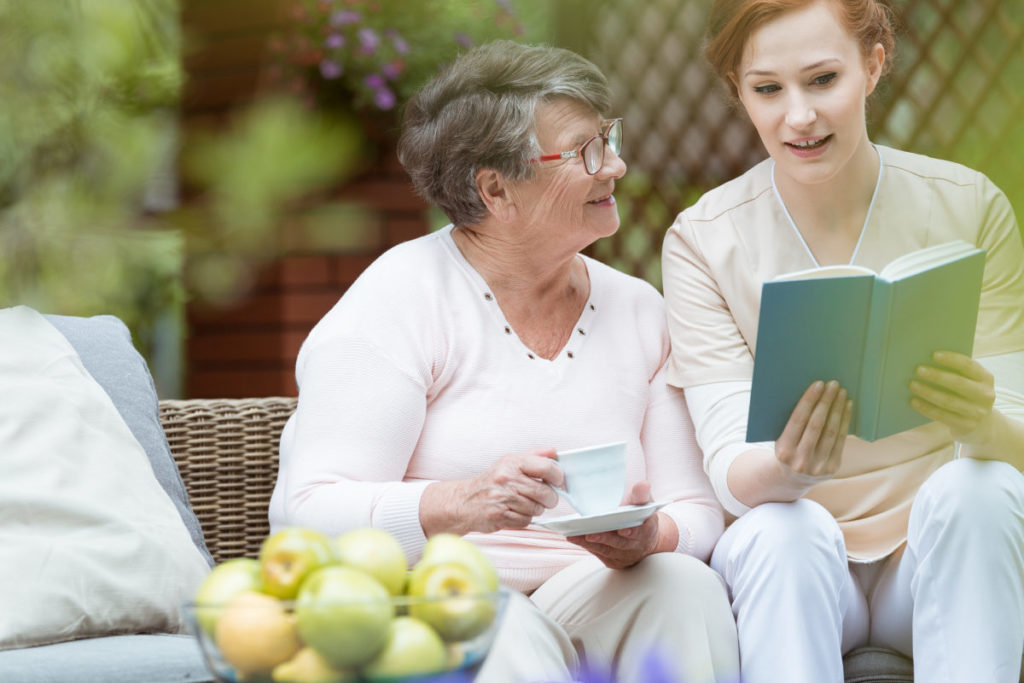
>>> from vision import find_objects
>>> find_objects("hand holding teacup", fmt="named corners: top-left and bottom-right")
top-left (566, 480), bottom-right (663, 570)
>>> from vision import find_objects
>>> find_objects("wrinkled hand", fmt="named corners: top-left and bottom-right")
top-left (566, 481), bottom-right (660, 570)
top-left (446, 448), bottom-right (562, 535)
top-left (775, 380), bottom-right (853, 479)
top-left (910, 351), bottom-right (996, 444)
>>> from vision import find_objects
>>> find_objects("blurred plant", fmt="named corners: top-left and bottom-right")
top-left (0, 1), bottom-right (360, 391)
top-left (180, 98), bottom-right (361, 304)
top-left (576, 649), bottom-right (742, 683)
top-left (0, 0), bottom-right (186, 341)
top-left (267, 0), bottom-right (529, 119)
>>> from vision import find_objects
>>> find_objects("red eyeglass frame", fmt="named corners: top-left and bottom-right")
top-left (534, 118), bottom-right (623, 174)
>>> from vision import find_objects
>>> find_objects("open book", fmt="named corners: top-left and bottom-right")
top-left (746, 240), bottom-right (986, 443)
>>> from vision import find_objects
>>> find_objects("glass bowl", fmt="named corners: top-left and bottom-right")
top-left (183, 588), bottom-right (510, 683)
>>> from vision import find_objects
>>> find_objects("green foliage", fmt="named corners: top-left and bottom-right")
top-left (182, 99), bottom-right (362, 303)
top-left (0, 1), bottom-right (185, 332)
top-left (0, 1), bottom-right (363, 392)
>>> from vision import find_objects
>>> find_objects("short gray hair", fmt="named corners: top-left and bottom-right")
top-left (397, 40), bottom-right (612, 227)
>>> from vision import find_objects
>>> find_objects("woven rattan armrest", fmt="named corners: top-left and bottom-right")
top-left (159, 397), bottom-right (297, 564)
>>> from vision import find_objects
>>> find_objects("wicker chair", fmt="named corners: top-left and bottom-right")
top-left (160, 397), bottom-right (297, 564)
top-left (156, 396), bottom-right (934, 683)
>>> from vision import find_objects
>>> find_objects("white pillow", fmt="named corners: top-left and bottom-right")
top-left (0, 306), bottom-right (210, 648)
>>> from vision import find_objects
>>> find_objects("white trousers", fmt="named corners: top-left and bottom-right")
top-left (711, 458), bottom-right (1024, 683)
top-left (478, 553), bottom-right (740, 683)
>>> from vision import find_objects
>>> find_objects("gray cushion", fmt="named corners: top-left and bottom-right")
top-left (843, 647), bottom-right (914, 682)
top-left (0, 634), bottom-right (213, 683)
top-left (45, 314), bottom-right (213, 567)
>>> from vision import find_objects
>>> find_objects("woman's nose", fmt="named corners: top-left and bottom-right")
top-left (596, 147), bottom-right (627, 180)
top-left (785, 97), bottom-right (817, 130)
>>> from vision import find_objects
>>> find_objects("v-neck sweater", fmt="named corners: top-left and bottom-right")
top-left (269, 225), bottom-right (723, 593)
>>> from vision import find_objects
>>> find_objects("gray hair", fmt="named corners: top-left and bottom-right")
top-left (397, 40), bottom-right (612, 227)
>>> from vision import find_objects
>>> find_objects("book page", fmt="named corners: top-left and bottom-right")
top-left (773, 265), bottom-right (875, 281)
top-left (879, 240), bottom-right (976, 281)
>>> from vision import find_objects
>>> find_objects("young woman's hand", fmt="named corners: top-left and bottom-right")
top-left (566, 481), bottom-right (667, 569)
top-left (910, 350), bottom-right (996, 444)
top-left (774, 380), bottom-right (853, 478)
top-left (421, 448), bottom-right (562, 536)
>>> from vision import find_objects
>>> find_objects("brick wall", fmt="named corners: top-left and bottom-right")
top-left (181, 0), bottom-right (429, 398)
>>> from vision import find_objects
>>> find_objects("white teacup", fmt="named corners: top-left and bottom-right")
top-left (553, 441), bottom-right (627, 517)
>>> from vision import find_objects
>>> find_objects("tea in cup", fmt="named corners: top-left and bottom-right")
top-left (552, 441), bottom-right (627, 517)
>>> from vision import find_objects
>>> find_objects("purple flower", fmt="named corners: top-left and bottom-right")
top-left (319, 58), bottom-right (343, 79)
top-left (381, 61), bottom-right (402, 80)
top-left (358, 27), bottom-right (379, 54)
top-left (329, 10), bottom-right (360, 26)
top-left (373, 85), bottom-right (396, 110)
top-left (635, 649), bottom-right (679, 683)
top-left (454, 31), bottom-right (473, 49)
top-left (577, 660), bottom-right (613, 683)
top-left (364, 73), bottom-right (385, 89)
top-left (495, 0), bottom-right (515, 12)
top-left (324, 33), bottom-right (345, 49)
top-left (385, 29), bottom-right (410, 55)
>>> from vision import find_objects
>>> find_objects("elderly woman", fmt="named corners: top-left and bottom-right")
top-left (269, 40), bottom-right (738, 683)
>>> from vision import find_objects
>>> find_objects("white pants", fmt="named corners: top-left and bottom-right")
top-left (478, 553), bottom-right (740, 683)
top-left (712, 458), bottom-right (1024, 683)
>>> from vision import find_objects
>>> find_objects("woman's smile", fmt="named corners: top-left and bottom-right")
top-left (785, 134), bottom-right (833, 158)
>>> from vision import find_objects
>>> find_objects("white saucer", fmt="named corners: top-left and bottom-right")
top-left (537, 501), bottom-right (668, 537)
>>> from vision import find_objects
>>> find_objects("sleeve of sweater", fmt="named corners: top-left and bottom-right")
top-left (272, 331), bottom-right (435, 562)
top-left (642, 358), bottom-right (726, 562)
top-left (684, 380), bottom-right (774, 518)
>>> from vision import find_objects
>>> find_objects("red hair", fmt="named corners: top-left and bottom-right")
top-left (705, 0), bottom-right (895, 97)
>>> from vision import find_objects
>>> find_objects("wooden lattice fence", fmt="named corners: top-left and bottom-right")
top-left (556, 0), bottom-right (1024, 287)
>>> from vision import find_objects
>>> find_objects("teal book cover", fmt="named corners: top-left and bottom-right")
top-left (746, 242), bottom-right (985, 443)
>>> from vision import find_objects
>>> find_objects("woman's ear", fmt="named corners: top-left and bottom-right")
top-left (864, 43), bottom-right (885, 96)
top-left (475, 168), bottom-right (517, 223)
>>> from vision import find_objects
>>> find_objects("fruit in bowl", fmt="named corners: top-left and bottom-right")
top-left (184, 529), bottom-right (508, 683)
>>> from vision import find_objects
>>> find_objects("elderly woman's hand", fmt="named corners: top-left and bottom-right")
top-left (910, 350), bottom-right (997, 445)
top-left (565, 482), bottom-right (665, 569)
top-left (420, 448), bottom-right (563, 536)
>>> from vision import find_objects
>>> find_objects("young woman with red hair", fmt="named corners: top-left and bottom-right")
top-left (662, 1), bottom-right (1024, 680)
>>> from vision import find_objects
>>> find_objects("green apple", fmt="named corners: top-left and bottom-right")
top-left (333, 528), bottom-right (408, 596)
top-left (407, 561), bottom-right (496, 642)
top-left (193, 557), bottom-right (262, 636)
top-left (271, 646), bottom-right (355, 683)
top-left (361, 616), bottom-right (447, 680)
top-left (215, 591), bottom-right (302, 678)
top-left (294, 565), bottom-right (393, 670)
top-left (418, 534), bottom-right (500, 592)
top-left (259, 527), bottom-right (336, 599)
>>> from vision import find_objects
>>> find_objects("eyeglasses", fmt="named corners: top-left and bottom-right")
top-left (535, 118), bottom-right (623, 175)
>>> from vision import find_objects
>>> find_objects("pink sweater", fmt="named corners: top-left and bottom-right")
top-left (269, 226), bottom-right (723, 593)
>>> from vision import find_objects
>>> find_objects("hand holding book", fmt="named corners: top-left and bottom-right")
top-left (773, 379), bottom-right (852, 479)
top-left (909, 350), bottom-right (997, 444)
top-left (747, 240), bottom-right (986, 442)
